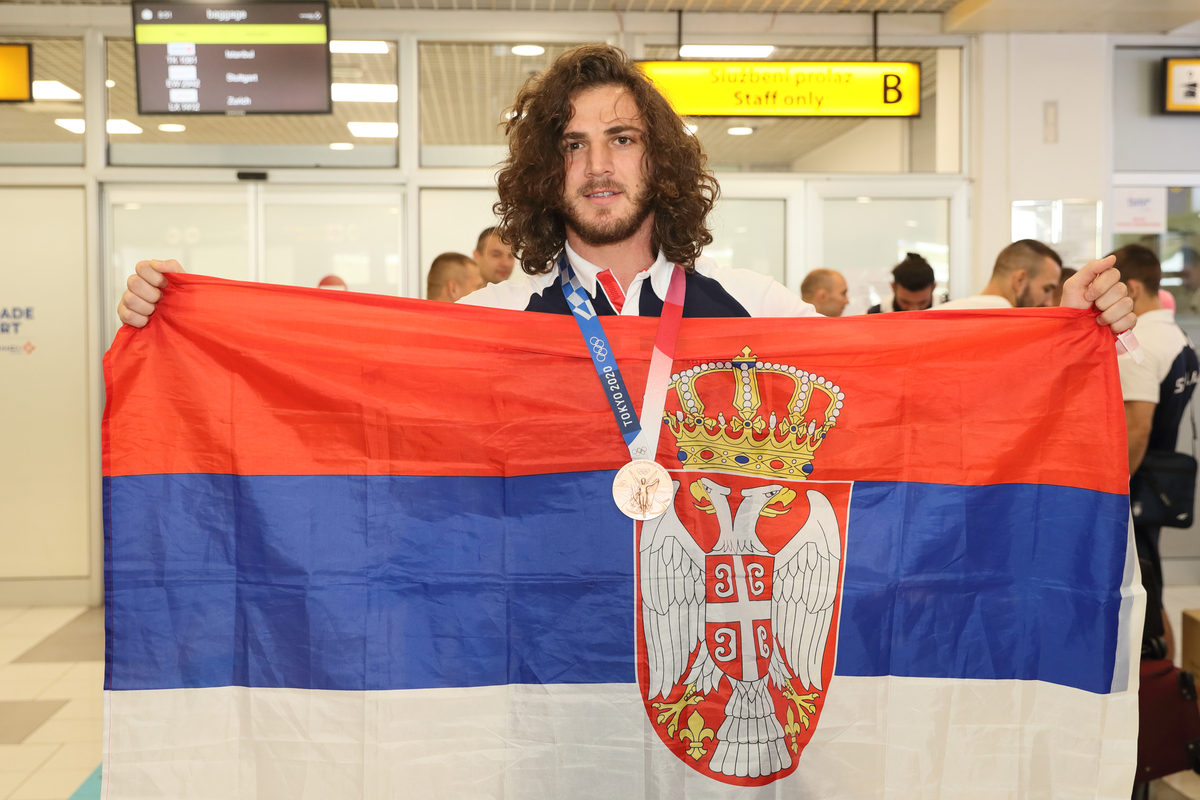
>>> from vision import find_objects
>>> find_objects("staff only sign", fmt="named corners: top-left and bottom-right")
top-left (639, 60), bottom-right (920, 117)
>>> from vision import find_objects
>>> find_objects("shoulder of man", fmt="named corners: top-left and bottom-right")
top-left (456, 272), bottom-right (559, 311)
top-left (1119, 314), bottom-right (1181, 403)
top-left (692, 257), bottom-right (818, 318)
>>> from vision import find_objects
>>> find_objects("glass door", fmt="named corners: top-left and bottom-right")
top-left (806, 179), bottom-right (969, 315)
top-left (105, 184), bottom-right (403, 342)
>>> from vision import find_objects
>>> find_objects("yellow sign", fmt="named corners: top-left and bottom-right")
top-left (135, 24), bottom-right (327, 46)
top-left (639, 61), bottom-right (920, 117)
top-left (0, 44), bottom-right (32, 103)
top-left (1164, 58), bottom-right (1200, 114)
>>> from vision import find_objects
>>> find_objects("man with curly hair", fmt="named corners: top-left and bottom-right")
top-left (458, 44), bottom-right (814, 318)
top-left (119, 45), bottom-right (1132, 332)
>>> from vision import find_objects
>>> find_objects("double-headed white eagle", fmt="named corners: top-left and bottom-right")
top-left (640, 477), bottom-right (842, 779)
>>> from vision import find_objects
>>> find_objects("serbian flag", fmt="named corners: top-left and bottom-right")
top-left (103, 275), bottom-right (1141, 799)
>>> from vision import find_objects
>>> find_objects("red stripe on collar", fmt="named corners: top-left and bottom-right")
top-left (595, 270), bottom-right (626, 313)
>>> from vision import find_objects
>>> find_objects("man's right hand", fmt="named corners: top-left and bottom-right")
top-left (117, 259), bottom-right (185, 328)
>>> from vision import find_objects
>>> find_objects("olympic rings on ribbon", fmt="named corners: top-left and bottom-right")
top-left (589, 336), bottom-right (608, 361)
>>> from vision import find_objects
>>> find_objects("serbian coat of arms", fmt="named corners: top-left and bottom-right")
top-left (637, 347), bottom-right (850, 787)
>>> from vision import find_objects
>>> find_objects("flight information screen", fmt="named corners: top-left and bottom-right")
top-left (132, 1), bottom-right (331, 115)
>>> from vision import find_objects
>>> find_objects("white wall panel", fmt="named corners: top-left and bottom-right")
top-left (0, 187), bottom-right (90, 578)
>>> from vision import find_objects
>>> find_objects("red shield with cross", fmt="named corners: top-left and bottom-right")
top-left (637, 348), bottom-right (850, 786)
top-left (704, 554), bottom-right (774, 683)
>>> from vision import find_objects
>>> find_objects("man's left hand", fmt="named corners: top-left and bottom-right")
top-left (1061, 255), bottom-right (1136, 334)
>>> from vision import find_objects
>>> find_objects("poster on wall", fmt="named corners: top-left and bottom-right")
top-left (1112, 187), bottom-right (1167, 234)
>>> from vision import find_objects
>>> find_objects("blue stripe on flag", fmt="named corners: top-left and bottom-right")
top-left (105, 475), bottom-right (1128, 695)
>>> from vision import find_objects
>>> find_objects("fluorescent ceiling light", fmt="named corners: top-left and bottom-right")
top-left (331, 83), bottom-right (398, 103)
top-left (158, 123), bottom-right (186, 132)
top-left (329, 40), bottom-right (389, 54)
top-left (855, 196), bottom-right (872, 203)
top-left (55, 118), bottom-right (85, 134)
top-left (511, 45), bottom-right (545, 56)
top-left (679, 45), bottom-right (774, 59)
top-left (726, 126), bottom-right (754, 136)
top-left (107, 119), bottom-right (143, 134)
top-left (33, 80), bottom-right (81, 101)
top-left (329, 142), bottom-right (355, 150)
top-left (106, 79), bottom-right (116, 88)
top-left (347, 121), bottom-right (398, 138)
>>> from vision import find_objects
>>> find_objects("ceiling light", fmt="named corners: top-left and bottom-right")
top-left (331, 83), bottom-right (398, 103)
top-left (33, 80), bottom-right (81, 101)
top-left (105, 79), bottom-right (116, 88)
top-left (329, 40), bottom-right (389, 54)
top-left (685, 124), bottom-right (698, 135)
top-left (55, 118), bottom-right (85, 134)
top-left (511, 45), bottom-right (545, 56)
top-left (727, 126), bottom-right (754, 136)
top-left (679, 45), bottom-right (774, 59)
top-left (856, 196), bottom-right (872, 203)
top-left (158, 123), bottom-right (186, 132)
top-left (329, 142), bottom-right (355, 150)
top-left (347, 121), bottom-right (398, 138)
top-left (107, 119), bottom-right (143, 134)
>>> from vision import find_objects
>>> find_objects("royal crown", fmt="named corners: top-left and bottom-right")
top-left (664, 347), bottom-right (843, 478)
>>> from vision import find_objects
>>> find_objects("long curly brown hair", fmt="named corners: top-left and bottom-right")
top-left (494, 44), bottom-right (719, 275)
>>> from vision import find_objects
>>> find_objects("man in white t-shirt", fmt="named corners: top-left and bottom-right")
top-left (1115, 245), bottom-right (1199, 660)
top-left (118, 48), bottom-right (1134, 332)
top-left (938, 240), bottom-right (1063, 311)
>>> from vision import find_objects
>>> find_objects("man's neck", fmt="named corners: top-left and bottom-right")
top-left (565, 215), bottom-right (656, 294)
top-left (1134, 296), bottom-right (1164, 317)
top-left (979, 278), bottom-right (1015, 305)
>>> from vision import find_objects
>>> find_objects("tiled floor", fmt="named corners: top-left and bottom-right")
top-left (0, 608), bottom-right (101, 800)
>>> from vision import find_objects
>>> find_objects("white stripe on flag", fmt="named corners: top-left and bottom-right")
top-left (104, 676), bottom-right (1136, 799)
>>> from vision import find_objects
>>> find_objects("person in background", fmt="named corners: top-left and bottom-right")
top-left (938, 239), bottom-right (1062, 310)
top-left (473, 226), bottom-right (516, 285)
top-left (1114, 244), bottom-right (1199, 661)
top-left (800, 269), bottom-right (850, 317)
top-left (318, 275), bottom-right (348, 291)
top-left (1177, 247), bottom-right (1200, 313)
top-left (427, 252), bottom-right (486, 302)
top-left (1049, 267), bottom-right (1076, 308)
top-left (868, 253), bottom-right (938, 313)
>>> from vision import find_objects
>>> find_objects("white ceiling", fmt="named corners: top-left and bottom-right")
top-left (945, 0), bottom-right (1200, 34)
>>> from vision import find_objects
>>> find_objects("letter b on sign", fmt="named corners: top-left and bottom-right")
top-left (883, 74), bottom-right (902, 104)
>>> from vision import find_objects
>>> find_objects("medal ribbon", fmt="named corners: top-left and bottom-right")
top-left (559, 251), bottom-right (685, 462)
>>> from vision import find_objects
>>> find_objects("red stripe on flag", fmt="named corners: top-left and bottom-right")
top-left (103, 275), bottom-right (1128, 494)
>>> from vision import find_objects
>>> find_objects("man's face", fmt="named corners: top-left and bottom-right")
top-left (816, 273), bottom-right (850, 317)
top-left (456, 263), bottom-right (487, 299)
top-left (474, 235), bottom-right (515, 284)
top-left (441, 262), bottom-right (486, 303)
top-left (892, 282), bottom-right (934, 311)
top-left (560, 85), bottom-right (652, 247)
top-left (1015, 257), bottom-right (1062, 308)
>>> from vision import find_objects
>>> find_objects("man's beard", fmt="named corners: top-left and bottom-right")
top-left (1015, 284), bottom-right (1035, 308)
top-left (562, 180), bottom-right (653, 246)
